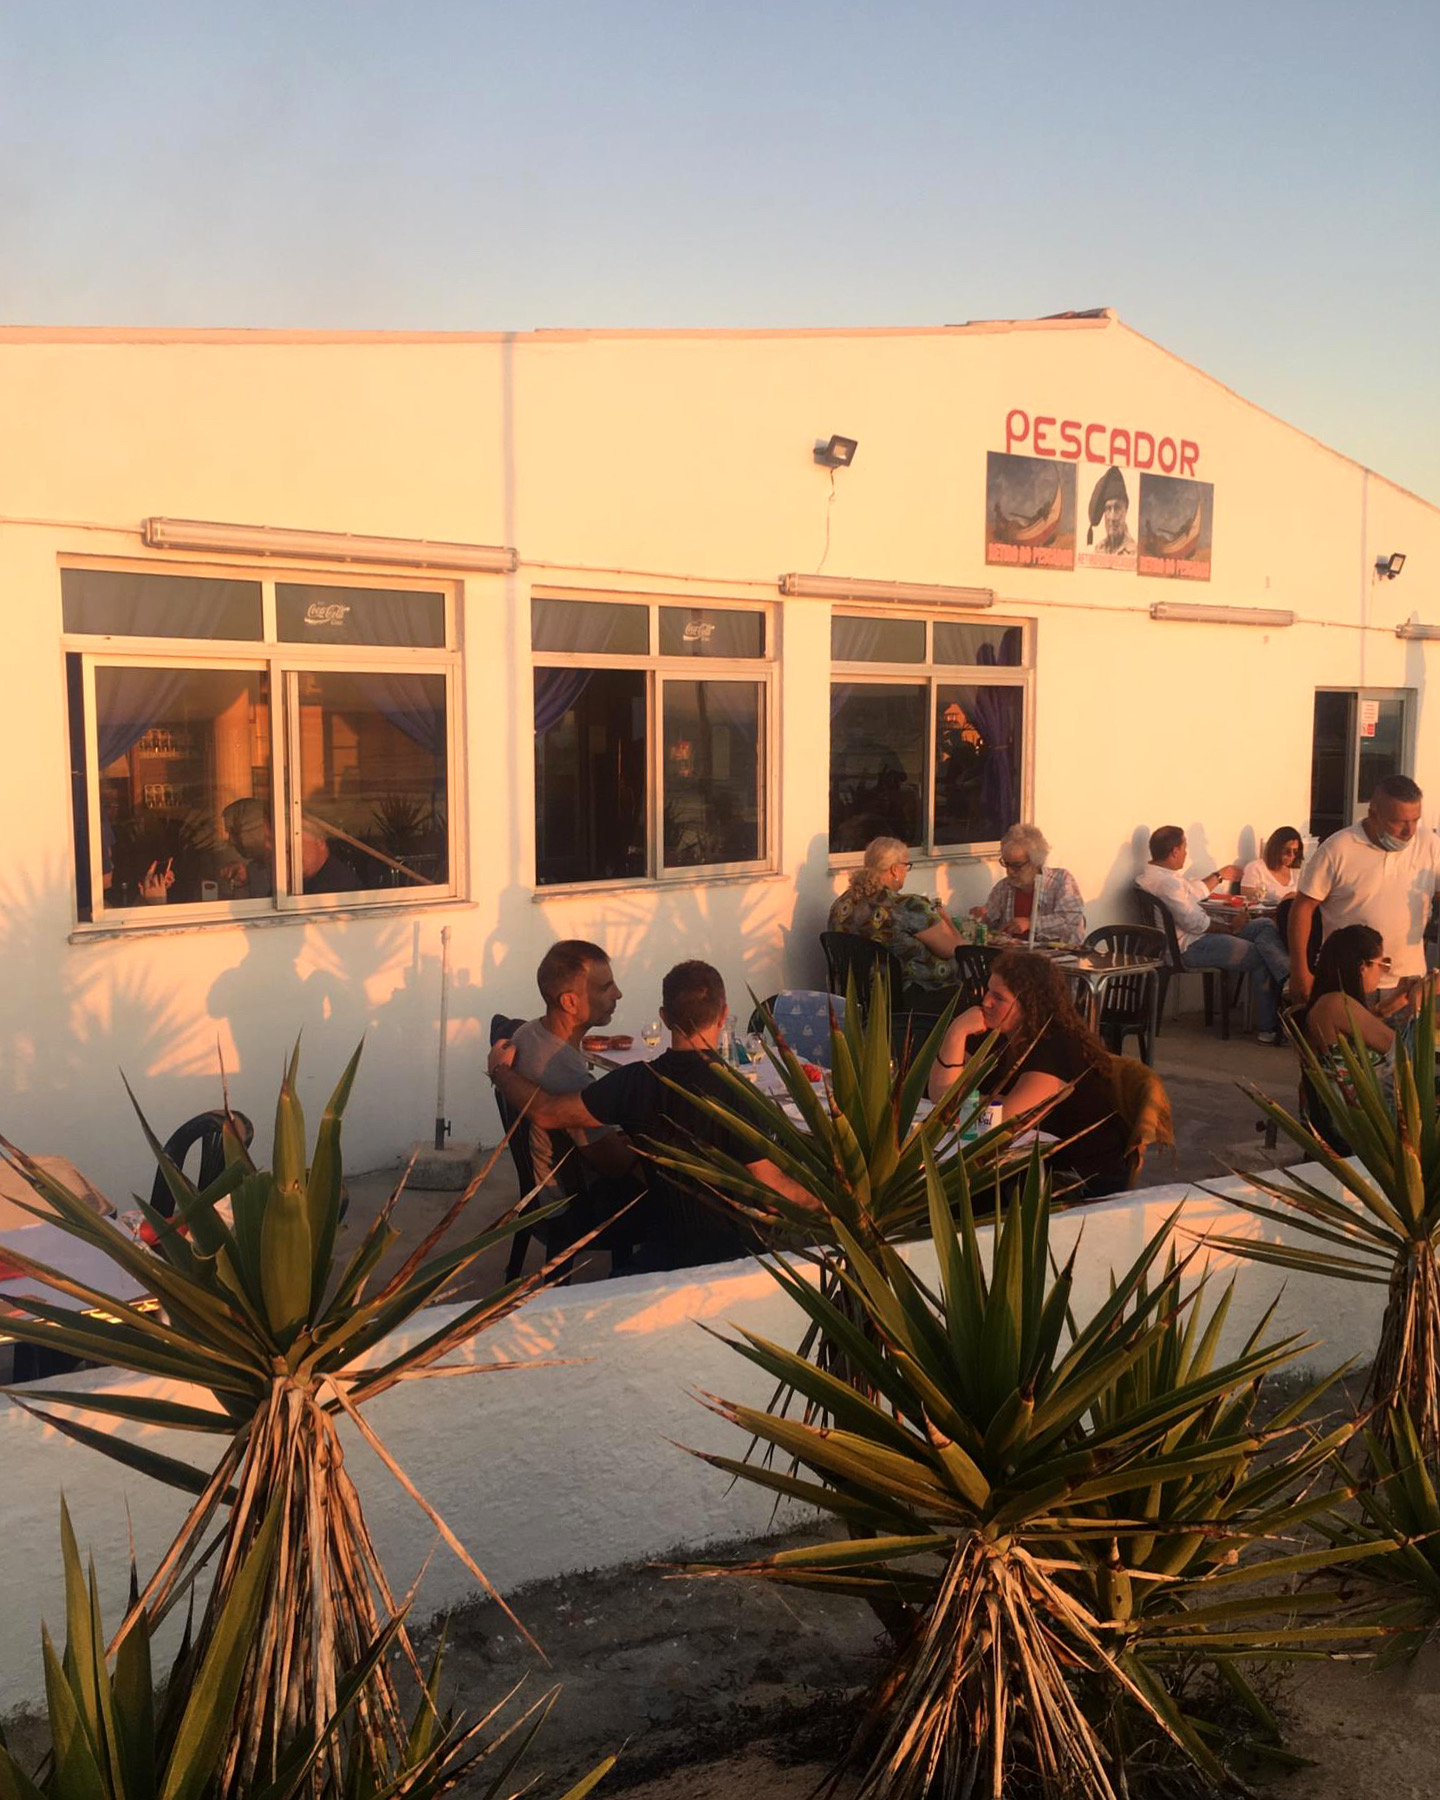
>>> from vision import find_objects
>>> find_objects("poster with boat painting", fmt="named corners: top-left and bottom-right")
top-left (1137, 473), bottom-right (1213, 580)
top-left (984, 453), bottom-right (1076, 571)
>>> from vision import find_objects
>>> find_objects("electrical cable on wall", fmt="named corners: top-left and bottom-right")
top-left (815, 469), bottom-right (837, 573)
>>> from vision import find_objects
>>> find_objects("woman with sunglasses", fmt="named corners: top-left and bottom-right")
top-left (1241, 826), bottom-right (1304, 904)
top-left (928, 949), bottom-right (1129, 1198)
top-left (1299, 924), bottom-right (1415, 1152)
top-left (1303, 924), bottom-right (1418, 1058)
top-left (972, 823), bottom-right (1086, 945)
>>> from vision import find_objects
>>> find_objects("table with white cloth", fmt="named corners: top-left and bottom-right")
top-left (0, 1217), bottom-right (152, 1382)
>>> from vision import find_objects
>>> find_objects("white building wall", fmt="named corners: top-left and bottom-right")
top-left (0, 319), bottom-right (1437, 1184)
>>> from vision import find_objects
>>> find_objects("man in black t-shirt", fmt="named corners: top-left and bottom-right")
top-left (488, 959), bottom-right (814, 1271)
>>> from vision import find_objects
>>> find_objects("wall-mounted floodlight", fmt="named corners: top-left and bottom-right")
top-left (780, 573), bottom-right (994, 607)
top-left (1376, 552), bottom-right (1407, 580)
top-left (813, 435), bottom-right (858, 469)
top-left (143, 517), bottom-right (518, 572)
top-left (1149, 601), bottom-right (1296, 627)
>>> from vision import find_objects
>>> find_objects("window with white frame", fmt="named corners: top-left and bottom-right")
top-left (532, 594), bottom-right (773, 887)
top-left (64, 564), bottom-right (460, 923)
top-left (829, 612), bottom-right (1031, 856)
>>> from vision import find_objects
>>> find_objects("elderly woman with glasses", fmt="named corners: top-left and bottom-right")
top-left (828, 835), bottom-right (964, 1000)
top-left (971, 824), bottom-right (1086, 944)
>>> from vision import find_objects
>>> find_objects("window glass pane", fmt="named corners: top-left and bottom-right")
top-left (1356, 693), bottom-right (1409, 808)
top-left (93, 666), bottom-right (272, 907)
top-left (531, 598), bottom-right (649, 655)
top-left (63, 570), bottom-right (262, 640)
top-left (932, 620), bottom-right (1025, 667)
top-left (293, 671), bottom-right (449, 892)
top-left (829, 683), bottom-right (925, 852)
top-left (935, 684), bottom-right (1024, 847)
top-left (830, 615), bottom-right (925, 663)
top-left (662, 680), bottom-right (764, 867)
top-left (534, 668), bottom-right (647, 885)
top-left (276, 584), bottom-right (444, 647)
top-left (658, 607), bottom-right (765, 658)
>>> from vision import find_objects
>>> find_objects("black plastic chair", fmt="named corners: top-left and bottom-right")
top-left (489, 1012), bottom-right (626, 1284)
top-left (149, 1109), bottom-right (255, 1218)
top-left (953, 944), bottom-right (999, 1010)
top-left (491, 1013), bottom-right (565, 1281)
top-left (820, 931), bottom-right (904, 1021)
top-left (1134, 888), bottom-right (1242, 1040)
top-left (1081, 924), bottom-right (1165, 1065)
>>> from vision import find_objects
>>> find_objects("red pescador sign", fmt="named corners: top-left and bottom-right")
top-left (1005, 409), bottom-right (1199, 477)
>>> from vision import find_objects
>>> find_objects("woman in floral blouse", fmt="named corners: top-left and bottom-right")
top-left (827, 836), bottom-right (964, 999)
top-left (973, 823), bottom-right (1086, 945)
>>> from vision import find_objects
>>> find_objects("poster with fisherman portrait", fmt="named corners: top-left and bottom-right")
top-left (984, 453), bottom-right (1075, 571)
top-left (1138, 473), bottom-right (1214, 580)
top-left (1076, 464), bottom-right (1138, 571)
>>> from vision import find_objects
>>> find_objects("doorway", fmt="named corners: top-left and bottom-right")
top-left (1309, 689), bottom-right (1413, 839)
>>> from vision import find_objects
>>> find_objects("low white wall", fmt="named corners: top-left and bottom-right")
top-left (0, 1170), bottom-right (1382, 1710)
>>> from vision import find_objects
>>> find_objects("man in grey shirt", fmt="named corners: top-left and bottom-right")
top-left (510, 938), bottom-right (635, 1198)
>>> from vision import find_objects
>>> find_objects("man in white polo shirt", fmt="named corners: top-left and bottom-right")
top-left (1288, 776), bottom-right (1440, 1002)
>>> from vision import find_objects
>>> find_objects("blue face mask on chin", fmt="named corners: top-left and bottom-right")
top-left (1378, 831), bottom-right (1410, 853)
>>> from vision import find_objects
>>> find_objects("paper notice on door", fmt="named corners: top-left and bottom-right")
top-left (1360, 699), bottom-right (1379, 739)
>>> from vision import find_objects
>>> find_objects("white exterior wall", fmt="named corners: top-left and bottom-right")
top-left (0, 318), bottom-right (1438, 1184)
top-left (0, 1174), bottom-right (1388, 1709)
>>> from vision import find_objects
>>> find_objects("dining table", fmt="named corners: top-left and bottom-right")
top-left (0, 1154), bottom-right (114, 1231)
top-left (584, 1030), bottom-right (1057, 1151)
top-left (1014, 943), bottom-right (1167, 1041)
top-left (0, 1216), bottom-right (151, 1383)
top-left (1199, 894), bottom-right (1279, 931)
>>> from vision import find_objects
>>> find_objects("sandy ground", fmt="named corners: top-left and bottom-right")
top-left (425, 1519), bottom-right (1440, 1800)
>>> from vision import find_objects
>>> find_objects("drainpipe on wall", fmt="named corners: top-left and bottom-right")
top-left (1359, 467), bottom-right (1370, 690)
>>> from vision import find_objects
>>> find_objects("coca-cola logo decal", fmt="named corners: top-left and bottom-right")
top-left (304, 601), bottom-right (352, 627)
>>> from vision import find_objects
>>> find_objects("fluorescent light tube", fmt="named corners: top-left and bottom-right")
top-left (1149, 601), bottom-right (1295, 628)
top-left (780, 573), bottom-right (995, 607)
top-left (143, 518), bottom-right (518, 573)
top-left (1396, 622), bottom-right (1440, 640)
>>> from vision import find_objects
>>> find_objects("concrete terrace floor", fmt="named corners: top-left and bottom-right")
top-left (334, 1007), bottom-right (1309, 1303)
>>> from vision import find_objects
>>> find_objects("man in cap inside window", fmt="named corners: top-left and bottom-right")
top-left (1086, 465), bottom-right (1136, 559)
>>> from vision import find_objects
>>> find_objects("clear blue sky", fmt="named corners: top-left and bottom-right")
top-left (3, 0), bottom-right (1437, 500)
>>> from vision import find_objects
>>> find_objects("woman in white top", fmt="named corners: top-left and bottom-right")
top-left (1241, 825), bottom-right (1304, 903)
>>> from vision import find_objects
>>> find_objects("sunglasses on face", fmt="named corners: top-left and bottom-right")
top-left (1001, 858), bottom-right (1029, 872)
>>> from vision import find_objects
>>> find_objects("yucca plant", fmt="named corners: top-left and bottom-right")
top-left (0, 1043), bottom-right (589, 1800)
top-left (0, 1501), bottom-right (613, 1800)
top-left (683, 1158), bottom-right (1382, 1800)
top-left (1066, 1262), bottom-right (1367, 1777)
top-left (649, 973), bottom-right (1034, 1577)
top-left (1310, 1403), bottom-right (1440, 1663)
top-left (1208, 991), bottom-right (1440, 1455)
top-left (651, 972), bottom-right (1029, 1253)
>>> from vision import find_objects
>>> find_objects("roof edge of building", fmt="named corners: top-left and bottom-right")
top-left (1111, 318), bottom-right (1440, 516)
top-left (0, 310), bottom-right (1117, 348)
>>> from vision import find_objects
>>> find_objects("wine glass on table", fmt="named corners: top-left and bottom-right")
top-left (641, 1019), bottom-right (662, 1051)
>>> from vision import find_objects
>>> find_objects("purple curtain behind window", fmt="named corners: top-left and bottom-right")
top-left (95, 668), bottom-right (192, 767)
top-left (968, 645), bottom-right (1022, 836)
top-left (352, 673), bottom-right (446, 757)
top-left (534, 668), bottom-right (593, 734)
